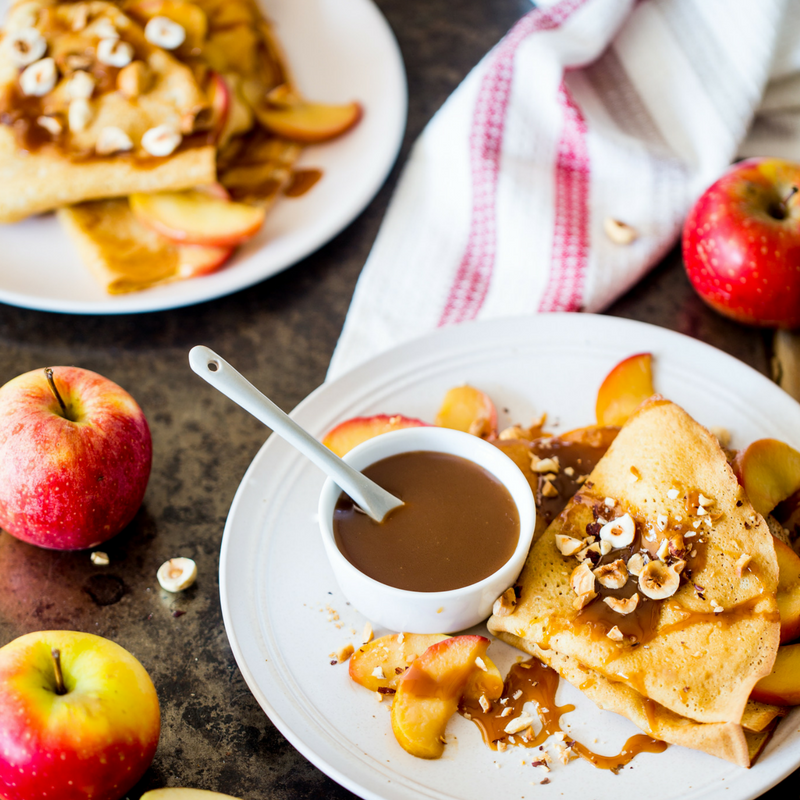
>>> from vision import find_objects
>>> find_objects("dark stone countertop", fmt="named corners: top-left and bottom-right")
top-left (0, 1), bottom-right (795, 798)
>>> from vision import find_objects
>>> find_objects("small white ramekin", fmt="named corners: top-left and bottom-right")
top-left (318, 426), bottom-right (535, 633)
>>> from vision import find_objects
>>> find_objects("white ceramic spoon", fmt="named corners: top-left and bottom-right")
top-left (188, 345), bottom-right (404, 522)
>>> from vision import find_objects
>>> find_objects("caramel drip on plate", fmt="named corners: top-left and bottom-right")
top-left (459, 658), bottom-right (667, 772)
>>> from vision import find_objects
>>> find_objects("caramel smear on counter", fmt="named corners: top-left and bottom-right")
top-left (459, 657), bottom-right (667, 772)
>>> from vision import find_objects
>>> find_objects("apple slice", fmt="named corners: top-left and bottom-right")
top-left (349, 633), bottom-right (504, 702)
top-left (141, 791), bottom-right (241, 800)
top-left (199, 70), bottom-right (230, 142)
top-left (177, 242), bottom-right (234, 278)
top-left (435, 385), bottom-right (498, 439)
top-left (750, 643), bottom-right (800, 705)
top-left (349, 633), bottom-right (449, 692)
top-left (732, 438), bottom-right (800, 518)
top-left (774, 538), bottom-right (800, 644)
top-left (322, 414), bottom-right (430, 458)
top-left (255, 100), bottom-right (362, 144)
top-left (129, 190), bottom-right (265, 247)
top-left (390, 635), bottom-right (493, 759)
top-left (595, 353), bottom-right (654, 427)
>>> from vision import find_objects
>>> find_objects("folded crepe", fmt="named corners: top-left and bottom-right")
top-left (0, 0), bottom-right (215, 222)
top-left (488, 396), bottom-right (782, 766)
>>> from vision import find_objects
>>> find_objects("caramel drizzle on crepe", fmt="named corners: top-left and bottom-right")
top-left (488, 396), bottom-right (782, 766)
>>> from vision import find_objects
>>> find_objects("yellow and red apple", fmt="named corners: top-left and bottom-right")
top-left (0, 630), bottom-right (160, 800)
top-left (0, 366), bottom-right (152, 550)
top-left (129, 190), bottom-right (265, 248)
top-left (322, 414), bottom-right (430, 457)
top-left (595, 353), bottom-right (654, 427)
top-left (434, 385), bottom-right (498, 439)
top-left (390, 635), bottom-right (499, 759)
top-left (683, 158), bottom-right (800, 328)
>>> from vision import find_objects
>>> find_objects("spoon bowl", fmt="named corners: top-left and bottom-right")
top-left (188, 346), bottom-right (403, 522)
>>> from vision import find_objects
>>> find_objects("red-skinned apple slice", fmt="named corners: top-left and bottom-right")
top-left (750, 643), bottom-right (800, 705)
top-left (203, 71), bottom-right (230, 142)
top-left (349, 633), bottom-right (504, 702)
top-left (595, 353), bottom-right (654, 427)
top-left (177, 243), bottom-right (234, 278)
top-left (435, 385), bottom-right (498, 439)
top-left (390, 635), bottom-right (494, 759)
top-left (774, 538), bottom-right (800, 644)
top-left (349, 633), bottom-right (449, 692)
top-left (732, 438), bottom-right (800, 519)
top-left (322, 414), bottom-right (430, 458)
top-left (255, 100), bottom-right (362, 144)
top-left (130, 190), bottom-right (265, 247)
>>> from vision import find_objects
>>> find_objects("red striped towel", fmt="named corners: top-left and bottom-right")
top-left (328, 0), bottom-right (800, 378)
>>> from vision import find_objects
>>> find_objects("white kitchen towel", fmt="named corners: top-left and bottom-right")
top-left (327, 0), bottom-right (800, 380)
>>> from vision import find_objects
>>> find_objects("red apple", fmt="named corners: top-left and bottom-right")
top-left (0, 366), bottom-right (152, 550)
top-left (682, 157), bottom-right (800, 327)
top-left (0, 630), bottom-right (161, 800)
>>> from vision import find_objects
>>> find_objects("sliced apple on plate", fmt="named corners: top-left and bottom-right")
top-left (322, 414), bottom-right (430, 458)
top-left (595, 352), bottom-right (654, 427)
top-left (751, 642), bottom-right (800, 706)
top-left (255, 100), bottom-right (362, 144)
top-left (350, 633), bottom-right (449, 692)
top-left (178, 243), bottom-right (233, 278)
top-left (774, 538), bottom-right (800, 644)
top-left (130, 190), bottom-right (265, 247)
top-left (732, 438), bottom-right (800, 519)
top-left (390, 635), bottom-right (496, 759)
top-left (435, 385), bottom-right (498, 439)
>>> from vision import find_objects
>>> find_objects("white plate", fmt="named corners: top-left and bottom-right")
top-left (0, 0), bottom-right (406, 314)
top-left (220, 314), bottom-right (800, 800)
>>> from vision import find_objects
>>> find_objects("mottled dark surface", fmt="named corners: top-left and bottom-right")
top-left (0, 1), bottom-right (793, 798)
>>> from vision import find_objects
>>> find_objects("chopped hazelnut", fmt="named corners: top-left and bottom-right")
top-left (117, 60), bottom-right (151, 98)
top-left (555, 534), bottom-right (584, 557)
top-left (492, 587), bottom-right (517, 616)
top-left (604, 217), bottom-right (638, 245)
top-left (604, 594), bottom-right (640, 615)
top-left (593, 559), bottom-right (628, 589)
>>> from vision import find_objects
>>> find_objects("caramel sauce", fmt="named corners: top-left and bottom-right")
top-left (284, 168), bottom-right (322, 197)
top-left (494, 427), bottom-right (618, 531)
top-left (333, 451), bottom-right (519, 592)
top-left (553, 488), bottom-right (717, 643)
top-left (658, 595), bottom-right (780, 636)
top-left (459, 658), bottom-right (667, 771)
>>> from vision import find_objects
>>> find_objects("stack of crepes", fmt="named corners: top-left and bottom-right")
top-left (488, 397), bottom-right (783, 767)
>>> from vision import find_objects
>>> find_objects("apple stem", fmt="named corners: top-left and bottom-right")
top-left (44, 368), bottom-right (69, 418)
top-left (51, 648), bottom-right (67, 695)
top-left (785, 186), bottom-right (799, 209)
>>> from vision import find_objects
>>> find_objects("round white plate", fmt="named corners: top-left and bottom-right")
top-left (0, 0), bottom-right (406, 314)
top-left (220, 314), bottom-right (800, 800)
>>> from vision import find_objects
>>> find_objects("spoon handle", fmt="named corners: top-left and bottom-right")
top-left (188, 346), bottom-right (403, 522)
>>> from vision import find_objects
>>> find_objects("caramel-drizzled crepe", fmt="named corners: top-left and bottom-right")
top-left (488, 397), bottom-right (782, 764)
top-left (0, 0), bottom-right (215, 222)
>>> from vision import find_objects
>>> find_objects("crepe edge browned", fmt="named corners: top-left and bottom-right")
top-left (492, 630), bottom-right (785, 768)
